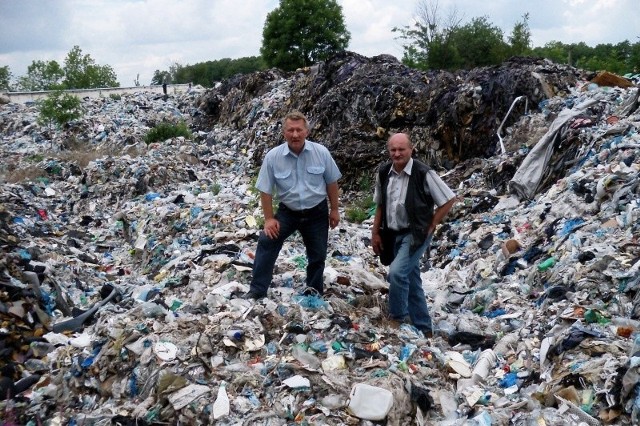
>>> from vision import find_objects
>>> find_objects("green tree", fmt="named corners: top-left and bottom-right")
top-left (151, 61), bottom-right (183, 85)
top-left (450, 16), bottom-right (509, 68)
top-left (0, 66), bottom-right (12, 91)
top-left (63, 45), bottom-right (118, 89)
top-left (393, 0), bottom-right (463, 70)
top-left (37, 90), bottom-right (83, 131)
top-left (508, 13), bottom-right (531, 56)
top-left (151, 70), bottom-right (172, 86)
top-left (427, 34), bottom-right (461, 70)
top-left (261, 0), bottom-right (350, 71)
top-left (16, 60), bottom-right (64, 91)
top-left (158, 56), bottom-right (267, 87)
top-left (532, 41), bottom-right (568, 64)
top-left (629, 41), bottom-right (640, 73)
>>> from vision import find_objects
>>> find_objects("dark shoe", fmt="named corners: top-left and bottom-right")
top-left (242, 290), bottom-right (266, 300)
top-left (388, 316), bottom-right (410, 329)
top-left (419, 327), bottom-right (433, 338)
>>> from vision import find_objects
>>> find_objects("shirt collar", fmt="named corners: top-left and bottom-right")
top-left (283, 140), bottom-right (308, 156)
top-left (388, 158), bottom-right (413, 175)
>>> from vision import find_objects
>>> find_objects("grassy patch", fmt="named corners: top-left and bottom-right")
top-left (345, 194), bottom-right (376, 223)
top-left (145, 121), bottom-right (192, 144)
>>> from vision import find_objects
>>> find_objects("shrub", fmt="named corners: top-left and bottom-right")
top-left (212, 181), bottom-right (221, 195)
top-left (144, 121), bottom-right (192, 144)
top-left (345, 194), bottom-right (376, 223)
top-left (37, 90), bottom-right (83, 129)
top-left (345, 206), bottom-right (369, 223)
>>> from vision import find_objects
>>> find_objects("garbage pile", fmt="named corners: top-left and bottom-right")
top-left (195, 52), bottom-right (588, 190)
top-left (0, 55), bottom-right (639, 425)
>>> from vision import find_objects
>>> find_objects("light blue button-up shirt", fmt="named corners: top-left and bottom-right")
top-left (255, 140), bottom-right (342, 211)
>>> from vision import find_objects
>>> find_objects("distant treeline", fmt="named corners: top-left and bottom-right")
top-left (532, 40), bottom-right (639, 76)
top-left (149, 41), bottom-right (640, 90)
top-left (2, 36), bottom-right (638, 92)
top-left (150, 56), bottom-right (267, 88)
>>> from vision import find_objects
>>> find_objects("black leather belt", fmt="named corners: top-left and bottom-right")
top-left (392, 228), bottom-right (410, 235)
top-left (280, 202), bottom-right (325, 216)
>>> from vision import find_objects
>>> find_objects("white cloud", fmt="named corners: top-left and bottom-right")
top-left (1, 0), bottom-right (638, 87)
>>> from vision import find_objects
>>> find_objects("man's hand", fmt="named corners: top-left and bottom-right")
top-left (329, 209), bottom-right (340, 229)
top-left (372, 232), bottom-right (383, 255)
top-left (263, 217), bottom-right (280, 239)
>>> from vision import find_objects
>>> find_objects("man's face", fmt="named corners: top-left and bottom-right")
top-left (388, 135), bottom-right (413, 170)
top-left (283, 118), bottom-right (308, 154)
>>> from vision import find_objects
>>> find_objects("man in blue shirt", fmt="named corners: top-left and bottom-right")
top-left (245, 111), bottom-right (341, 299)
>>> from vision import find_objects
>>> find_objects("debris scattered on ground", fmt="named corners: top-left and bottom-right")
top-left (0, 53), bottom-right (639, 425)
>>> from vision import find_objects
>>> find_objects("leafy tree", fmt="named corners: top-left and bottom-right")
top-left (63, 45), bottom-right (118, 89)
top-left (396, 2), bottom-right (640, 75)
top-left (153, 56), bottom-right (267, 87)
top-left (16, 60), bottom-right (64, 91)
top-left (450, 16), bottom-right (509, 68)
top-left (629, 42), bottom-right (640, 73)
top-left (531, 40), bottom-right (640, 74)
top-left (37, 90), bottom-right (83, 131)
top-left (532, 41), bottom-right (567, 64)
top-left (0, 66), bottom-right (12, 91)
top-left (151, 61), bottom-right (182, 85)
top-left (151, 70), bottom-right (172, 86)
top-left (427, 34), bottom-right (461, 70)
top-left (508, 13), bottom-right (531, 56)
top-left (11, 47), bottom-right (118, 91)
top-left (393, 0), bottom-right (462, 70)
top-left (261, 0), bottom-right (350, 71)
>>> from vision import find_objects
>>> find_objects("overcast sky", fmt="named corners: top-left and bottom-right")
top-left (1, 0), bottom-right (639, 88)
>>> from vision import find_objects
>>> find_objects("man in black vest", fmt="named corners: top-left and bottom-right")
top-left (371, 133), bottom-right (456, 337)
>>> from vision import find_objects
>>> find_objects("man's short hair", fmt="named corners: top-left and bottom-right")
top-left (283, 110), bottom-right (308, 129)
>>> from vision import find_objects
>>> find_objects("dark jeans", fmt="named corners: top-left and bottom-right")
top-left (250, 201), bottom-right (329, 296)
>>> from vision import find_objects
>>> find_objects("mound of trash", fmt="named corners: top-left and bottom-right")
top-left (0, 54), bottom-right (639, 425)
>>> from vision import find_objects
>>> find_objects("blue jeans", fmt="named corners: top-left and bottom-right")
top-left (388, 232), bottom-right (433, 331)
top-left (250, 201), bottom-right (329, 295)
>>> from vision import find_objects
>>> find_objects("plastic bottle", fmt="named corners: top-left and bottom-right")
top-left (399, 343), bottom-right (417, 362)
top-left (24, 358), bottom-right (48, 372)
top-left (226, 330), bottom-right (244, 340)
top-left (30, 341), bottom-right (55, 357)
top-left (537, 257), bottom-right (556, 271)
top-left (630, 334), bottom-right (640, 357)
top-left (213, 381), bottom-right (230, 419)
top-left (472, 349), bottom-right (497, 382)
top-left (291, 344), bottom-right (322, 370)
top-left (309, 340), bottom-right (328, 353)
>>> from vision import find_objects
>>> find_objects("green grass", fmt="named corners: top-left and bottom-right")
top-left (345, 194), bottom-right (376, 223)
top-left (145, 121), bottom-right (192, 144)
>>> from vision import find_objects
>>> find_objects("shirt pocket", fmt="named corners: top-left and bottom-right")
top-left (306, 166), bottom-right (325, 188)
top-left (274, 169), bottom-right (294, 191)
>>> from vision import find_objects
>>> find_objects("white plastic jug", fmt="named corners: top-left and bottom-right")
top-left (347, 383), bottom-right (394, 421)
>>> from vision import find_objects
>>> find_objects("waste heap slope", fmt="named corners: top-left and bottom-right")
top-left (195, 51), bottom-right (587, 189)
top-left (0, 58), bottom-right (639, 425)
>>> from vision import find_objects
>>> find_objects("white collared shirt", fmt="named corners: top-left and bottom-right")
top-left (374, 158), bottom-right (456, 230)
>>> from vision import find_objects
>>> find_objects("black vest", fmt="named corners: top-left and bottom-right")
top-left (378, 160), bottom-right (435, 251)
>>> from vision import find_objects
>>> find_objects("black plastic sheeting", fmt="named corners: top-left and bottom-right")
top-left (195, 52), bottom-right (586, 190)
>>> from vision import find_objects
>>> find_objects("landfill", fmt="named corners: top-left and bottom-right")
top-left (0, 52), bottom-right (639, 425)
